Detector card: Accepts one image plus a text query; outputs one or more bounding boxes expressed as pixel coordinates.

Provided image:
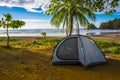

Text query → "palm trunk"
[68,25,72,36]
[67,28,71,36]
[65,14,68,36]
[6,26,10,47]
[67,8,72,36]
[76,16,79,35]
[66,26,72,36]
[66,20,69,36]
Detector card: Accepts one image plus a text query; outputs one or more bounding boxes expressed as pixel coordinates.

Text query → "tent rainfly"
[52,35,107,68]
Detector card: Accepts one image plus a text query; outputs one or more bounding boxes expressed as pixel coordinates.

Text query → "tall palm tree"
[46,0,96,36]
[0,13,25,47]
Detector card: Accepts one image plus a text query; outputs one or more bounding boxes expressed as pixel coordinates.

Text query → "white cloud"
[21,19,56,29]
[22,19,49,22]
[0,19,56,29]
[0,0,50,13]
[0,0,119,13]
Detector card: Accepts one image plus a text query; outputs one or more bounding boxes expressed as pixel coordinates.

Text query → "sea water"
[0,29,120,37]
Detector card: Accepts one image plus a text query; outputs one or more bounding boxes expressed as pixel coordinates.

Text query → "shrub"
[41,32,46,38]
[96,40,120,48]
[103,47,120,54]
[95,40,120,54]
[15,38,61,48]
[0,37,19,41]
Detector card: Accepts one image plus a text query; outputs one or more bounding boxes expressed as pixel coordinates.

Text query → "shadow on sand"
[54,58,120,80]
[0,46,120,80]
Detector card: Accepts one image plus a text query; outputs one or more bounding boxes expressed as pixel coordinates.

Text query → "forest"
[99,18,120,29]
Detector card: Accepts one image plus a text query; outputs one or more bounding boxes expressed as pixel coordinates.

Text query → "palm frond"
[77,12,89,27]
[51,8,66,28]
[84,8,96,21]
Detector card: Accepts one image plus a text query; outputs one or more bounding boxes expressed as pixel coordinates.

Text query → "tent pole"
[78,36,86,65]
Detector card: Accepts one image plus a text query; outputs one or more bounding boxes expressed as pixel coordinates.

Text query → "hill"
[99,18,120,29]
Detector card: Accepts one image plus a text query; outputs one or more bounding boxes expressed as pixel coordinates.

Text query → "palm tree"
[0,13,25,47]
[46,0,96,36]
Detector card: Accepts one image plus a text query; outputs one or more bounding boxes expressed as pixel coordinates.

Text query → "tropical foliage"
[0,13,25,47]
[46,0,96,36]
[82,0,119,15]
[87,23,97,30]
[99,18,120,29]
[41,32,47,38]
[0,37,19,41]
[46,0,119,36]
[0,37,120,80]
[96,40,120,54]
[1,37,119,54]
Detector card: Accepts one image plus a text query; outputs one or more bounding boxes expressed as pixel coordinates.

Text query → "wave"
[0,29,120,37]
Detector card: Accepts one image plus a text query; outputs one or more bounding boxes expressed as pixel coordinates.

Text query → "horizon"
[0,0,120,29]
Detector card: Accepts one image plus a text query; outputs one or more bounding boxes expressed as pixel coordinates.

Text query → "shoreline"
[0,33,120,43]
[0,32,120,37]
[0,29,120,37]
[0,33,120,80]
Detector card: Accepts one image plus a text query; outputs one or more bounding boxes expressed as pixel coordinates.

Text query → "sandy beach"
[0,0,120,79]
[0,34,120,80]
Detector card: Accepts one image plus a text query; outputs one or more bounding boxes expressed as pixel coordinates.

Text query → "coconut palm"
[46,0,96,36]
[0,13,25,47]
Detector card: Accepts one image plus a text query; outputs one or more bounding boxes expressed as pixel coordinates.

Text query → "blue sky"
[0,0,120,29]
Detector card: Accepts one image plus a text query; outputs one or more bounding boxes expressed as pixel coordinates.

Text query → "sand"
[0,34,120,80]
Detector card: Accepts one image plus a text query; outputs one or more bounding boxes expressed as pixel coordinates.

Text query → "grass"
[0,37,63,80]
[0,37,120,80]
[96,40,120,48]
[12,38,61,49]
[0,37,119,54]
[1,37,119,54]
[12,38,120,54]
[96,40,120,54]
[102,46,120,54]
[0,37,19,41]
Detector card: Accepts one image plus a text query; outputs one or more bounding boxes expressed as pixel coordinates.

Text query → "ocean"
[0,29,120,37]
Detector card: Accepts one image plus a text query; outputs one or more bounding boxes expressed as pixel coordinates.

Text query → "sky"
[0,0,120,29]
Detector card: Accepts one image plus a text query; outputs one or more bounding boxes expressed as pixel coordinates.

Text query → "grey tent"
[52,35,106,68]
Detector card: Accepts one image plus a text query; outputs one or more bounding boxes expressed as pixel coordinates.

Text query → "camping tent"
[52,35,106,68]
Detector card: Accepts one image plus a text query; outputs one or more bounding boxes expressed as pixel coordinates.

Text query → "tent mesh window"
[57,37,78,60]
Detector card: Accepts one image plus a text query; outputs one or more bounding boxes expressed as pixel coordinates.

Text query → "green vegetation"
[41,32,47,38]
[103,47,120,54]
[0,37,120,80]
[87,23,97,30]
[1,37,119,54]
[86,23,97,35]
[12,38,61,49]
[0,13,25,47]
[83,0,119,15]
[46,0,96,36]
[96,40,120,54]
[0,37,119,54]
[46,0,119,36]
[0,37,19,41]
[99,18,120,29]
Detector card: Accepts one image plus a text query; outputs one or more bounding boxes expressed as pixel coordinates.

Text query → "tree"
[99,18,120,29]
[46,0,119,36]
[113,19,120,29]
[99,22,110,29]
[0,13,25,47]
[46,0,96,36]
[86,23,97,35]
[83,0,119,15]
[41,32,47,38]
[87,23,97,30]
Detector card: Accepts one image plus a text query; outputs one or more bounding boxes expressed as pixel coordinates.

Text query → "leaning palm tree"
[46,0,96,36]
[0,13,25,47]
